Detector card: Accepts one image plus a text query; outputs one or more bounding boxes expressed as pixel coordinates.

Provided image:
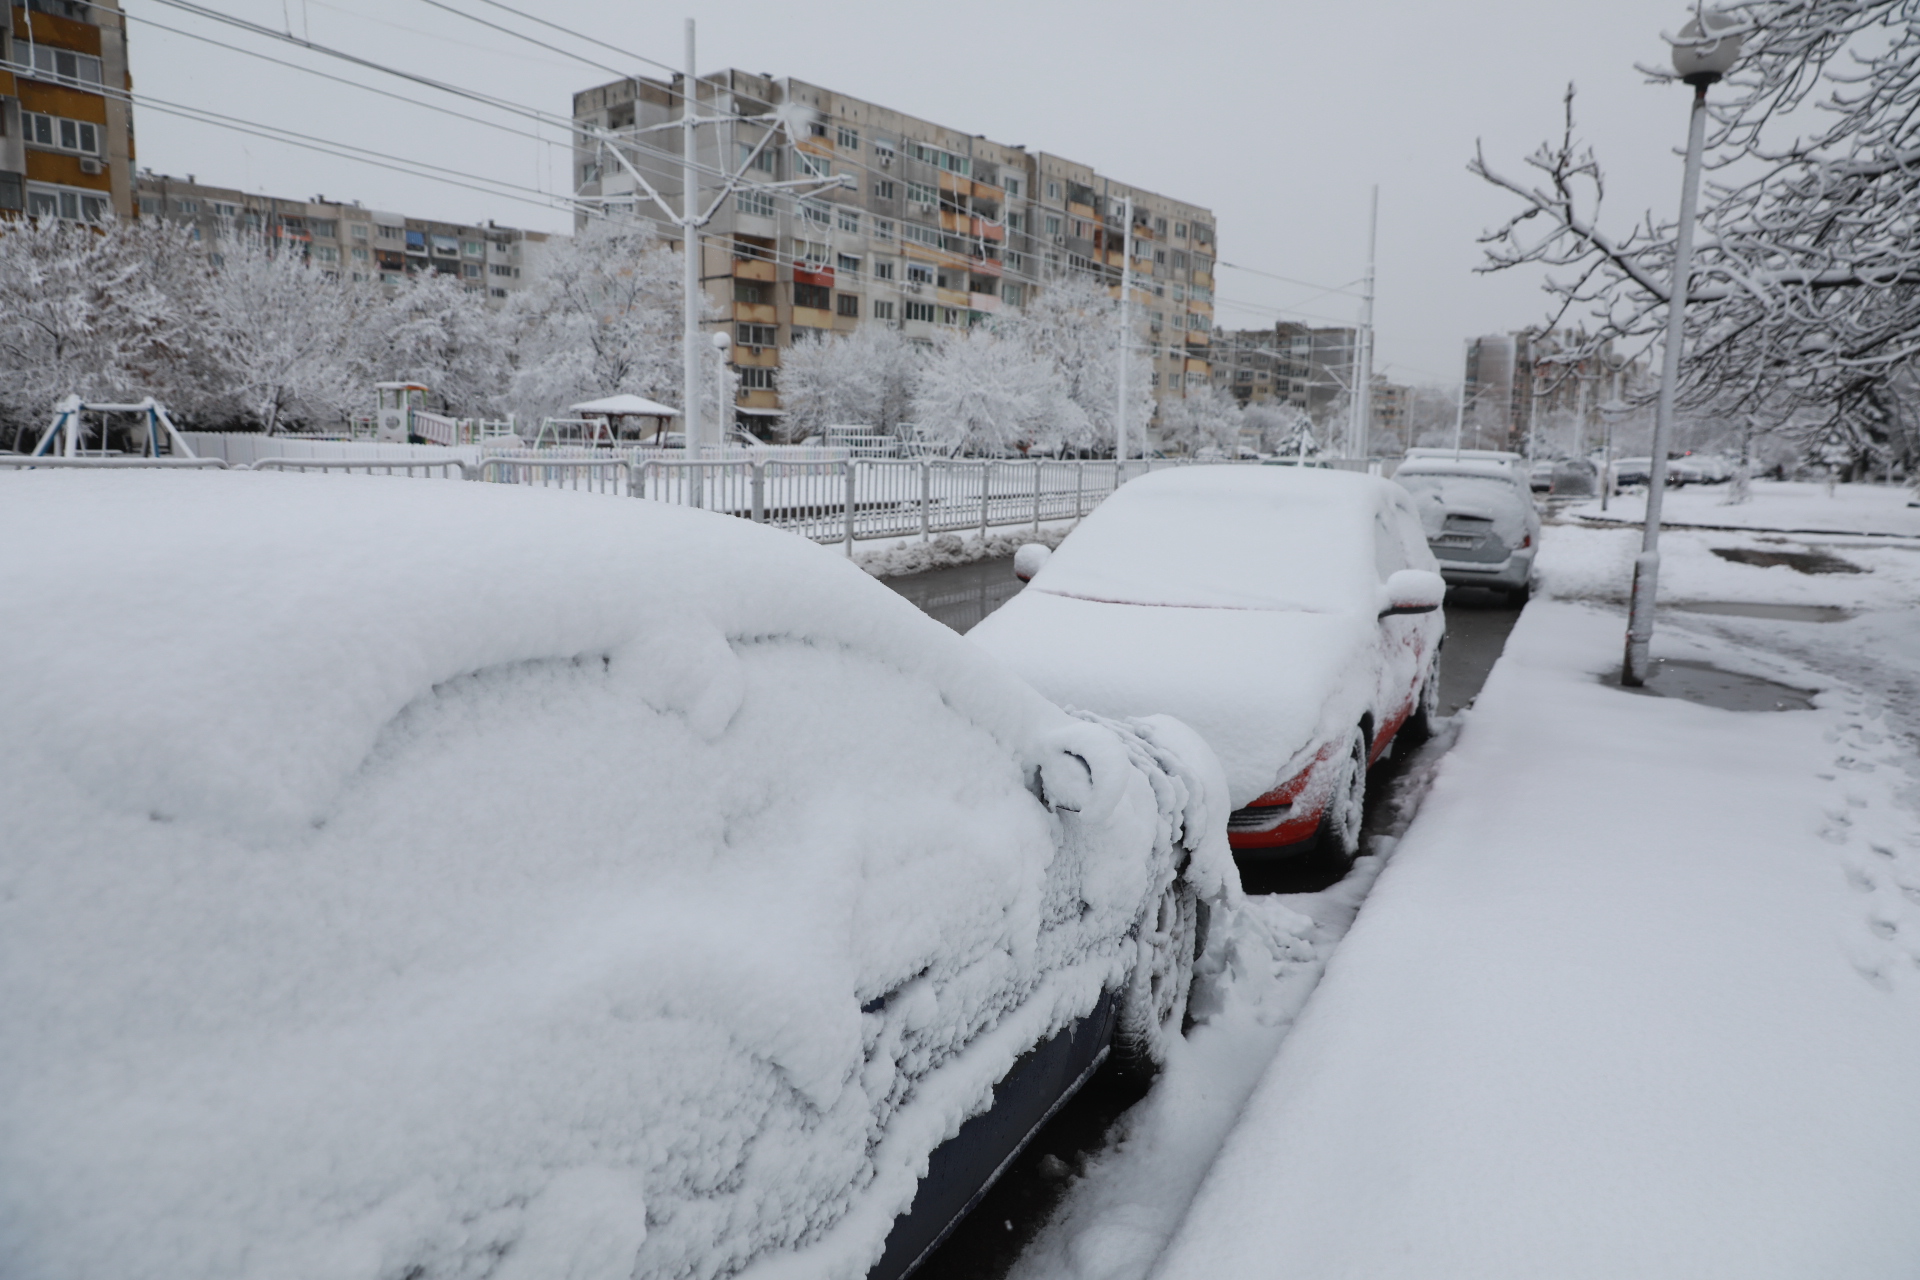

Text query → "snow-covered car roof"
[0,472,1231,1280]
[970,466,1438,808]
[1394,459,1526,484]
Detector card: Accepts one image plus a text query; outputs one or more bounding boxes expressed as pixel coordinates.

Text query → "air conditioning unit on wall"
[80,158,103,175]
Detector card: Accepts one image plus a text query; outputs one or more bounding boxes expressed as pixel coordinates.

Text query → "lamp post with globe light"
[1622,8,1743,686]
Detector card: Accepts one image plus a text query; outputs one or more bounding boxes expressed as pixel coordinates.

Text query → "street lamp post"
[711,329,732,446]
[1622,8,1742,687]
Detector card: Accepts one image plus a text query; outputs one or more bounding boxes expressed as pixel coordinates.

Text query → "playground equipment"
[32,396,198,458]
[374,383,429,442]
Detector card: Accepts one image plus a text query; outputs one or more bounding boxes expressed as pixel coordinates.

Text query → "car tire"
[1111,870,1201,1085]
[1505,582,1532,607]
[1314,729,1368,876]
[1402,656,1443,744]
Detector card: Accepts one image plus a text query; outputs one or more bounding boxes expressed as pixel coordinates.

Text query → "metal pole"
[1624,81,1710,687]
[979,461,990,540]
[1116,195,1133,463]
[751,459,765,522]
[1601,366,1620,513]
[1350,185,1377,461]
[920,459,931,541]
[1452,338,1469,457]
[1032,460,1042,532]
[843,459,856,554]
[681,19,703,475]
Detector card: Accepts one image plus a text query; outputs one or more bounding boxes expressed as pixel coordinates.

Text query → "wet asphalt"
[888,560,1526,1280]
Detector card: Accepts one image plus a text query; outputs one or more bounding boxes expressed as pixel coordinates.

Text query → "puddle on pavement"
[1601,659,1816,711]
[1711,546,1863,574]
[1665,601,1856,623]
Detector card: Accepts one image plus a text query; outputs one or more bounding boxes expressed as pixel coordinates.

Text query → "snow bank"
[1153,596,1920,1279]
[1570,479,1920,538]
[856,522,1075,580]
[0,471,1227,1280]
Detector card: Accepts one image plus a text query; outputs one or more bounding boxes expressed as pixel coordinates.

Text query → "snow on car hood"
[0,472,1236,1280]
[970,589,1375,810]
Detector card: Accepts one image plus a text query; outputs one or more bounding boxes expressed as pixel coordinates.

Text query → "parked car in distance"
[1530,460,1556,492]
[1394,458,1542,603]
[1611,456,1655,488]
[0,471,1233,1280]
[972,466,1445,870]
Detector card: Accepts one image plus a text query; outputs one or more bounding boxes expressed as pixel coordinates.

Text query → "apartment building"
[1214,323,1360,415]
[133,171,560,305]
[2,0,134,221]
[571,70,1217,426]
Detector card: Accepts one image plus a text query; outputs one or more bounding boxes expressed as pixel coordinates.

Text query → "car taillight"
[1249,739,1340,807]
[1521,534,1532,548]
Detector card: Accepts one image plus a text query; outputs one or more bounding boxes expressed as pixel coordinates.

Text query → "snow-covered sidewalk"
[1570,478,1920,538]
[1150,509,1920,1278]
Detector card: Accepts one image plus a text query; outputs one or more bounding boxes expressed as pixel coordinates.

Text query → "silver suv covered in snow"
[1394,459,1542,602]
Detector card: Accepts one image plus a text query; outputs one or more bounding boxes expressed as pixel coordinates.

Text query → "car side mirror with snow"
[1379,569,1446,618]
[1013,543,1051,582]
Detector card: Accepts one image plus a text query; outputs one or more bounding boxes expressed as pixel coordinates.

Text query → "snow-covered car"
[1529,459,1557,492]
[971,467,1445,869]
[1394,458,1542,602]
[0,472,1240,1280]
[1668,453,1733,485]
[1611,456,1656,488]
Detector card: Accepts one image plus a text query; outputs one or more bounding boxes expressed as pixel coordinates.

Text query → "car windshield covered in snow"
[1028,469,1381,614]
[1395,467,1532,541]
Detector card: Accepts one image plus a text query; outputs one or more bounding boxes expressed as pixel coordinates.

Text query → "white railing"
[8,451,1273,550]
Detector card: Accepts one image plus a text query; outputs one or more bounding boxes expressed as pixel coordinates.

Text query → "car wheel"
[1402,655,1443,744]
[1111,870,1201,1085]
[1315,729,1368,875]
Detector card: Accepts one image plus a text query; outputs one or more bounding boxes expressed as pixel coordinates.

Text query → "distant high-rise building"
[2,0,136,222]
[570,70,1218,429]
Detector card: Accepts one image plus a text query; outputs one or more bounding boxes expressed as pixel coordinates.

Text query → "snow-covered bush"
[1158,386,1246,455]
[911,324,1074,455]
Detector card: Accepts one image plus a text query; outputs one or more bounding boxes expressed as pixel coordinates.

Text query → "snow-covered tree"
[777,324,918,441]
[0,217,208,445]
[506,218,684,425]
[911,326,1064,455]
[199,232,364,433]
[1475,4,1920,475]
[1241,400,1316,455]
[1157,386,1245,455]
[365,272,509,419]
[998,274,1154,454]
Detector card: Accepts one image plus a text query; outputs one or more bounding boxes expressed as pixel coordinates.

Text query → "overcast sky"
[127,0,1710,386]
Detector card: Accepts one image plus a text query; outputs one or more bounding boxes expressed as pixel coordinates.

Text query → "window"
[175,198,199,214]
[799,199,830,225]
[1003,177,1021,198]
[1189,313,1209,332]
[1006,213,1023,232]
[734,280,769,304]
[490,287,508,298]
[432,234,460,256]
[1172,284,1186,301]
[1171,314,1186,330]
[941,306,961,325]
[907,141,940,165]
[138,197,159,215]
[581,162,601,184]
[405,230,427,252]
[378,224,402,240]
[741,366,777,390]
[737,323,777,347]
[904,301,936,323]
[1002,282,1025,306]
[906,263,934,285]
[836,293,860,317]
[1174,222,1188,238]
[739,142,777,174]
[212,202,238,219]
[792,325,828,344]
[1171,250,1188,271]
[351,223,369,240]
[872,179,895,200]
[26,113,100,155]
[809,121,828,138]
[872,260,894,281]
[353,247,370,262]
[462,239,483,256]
[1196,255,1214,276]
[1154,216,1168,235]
[305,219,335,238]
[1044,215,1062,237]
[795,239,830,267]
[1046,181,1060,201]
[872,299,894,320]
[1154,248,1166,266]
[313,246,339,263]
[836,124,859,149]
[795,150,830,177]
[872,218,894,241]
[490,262,513,276]
[794,282,831,310]
[902,223,942,249]
[27,46,103,85]
[873,140,896,163]
[25,183,105,222]
[905,180,937,206]
[382,273,403,284]
[736,189,774,217]
[837,208,860,234]
[463,262,481,278]
[836,254,860,275]
[1193,223,1213,246]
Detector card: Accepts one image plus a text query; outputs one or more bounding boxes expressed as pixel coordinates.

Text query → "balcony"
[977,220,1005,242]
[793,266,834,288]
[936,287,970,309]
[968,292,1000,314]
[940,209,965,234]
[792,305,834,329]
[733,256,776,282]
[733,301,776,324]
[967,256,1002,278]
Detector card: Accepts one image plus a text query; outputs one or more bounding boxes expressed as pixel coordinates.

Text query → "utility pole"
[1452,337,1469,458]
[680,19,702,459]
[1348,185,1377,460]
[1116,194,1133,467]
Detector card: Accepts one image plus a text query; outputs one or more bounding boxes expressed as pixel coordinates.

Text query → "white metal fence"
[3,449,1283,550]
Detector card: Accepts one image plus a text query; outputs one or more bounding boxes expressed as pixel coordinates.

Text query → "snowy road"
[884,562,1525,1280]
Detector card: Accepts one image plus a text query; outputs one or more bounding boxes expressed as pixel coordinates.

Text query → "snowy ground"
[854,519,1077,579]
[1147,487,1920,1278]
[1571,478,1920,538]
